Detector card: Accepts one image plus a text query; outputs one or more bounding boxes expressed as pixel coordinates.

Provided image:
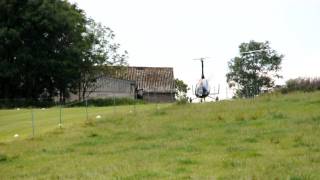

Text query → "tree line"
[1,1,299,102]
[0,0,127,102]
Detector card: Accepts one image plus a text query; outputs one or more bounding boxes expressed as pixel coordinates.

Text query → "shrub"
[281,77,320,93]
[175,97,188,105]
[0,154,8,162]
[0,99,57,109]
[66,98,145,107]
[0,97,145,109]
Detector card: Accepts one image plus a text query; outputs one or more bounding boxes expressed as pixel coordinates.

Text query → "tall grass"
[0,91,320,179]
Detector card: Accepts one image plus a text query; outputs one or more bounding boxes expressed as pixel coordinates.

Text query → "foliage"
[77,19,128,101]
[0,0,87,100]
[0,97,144,109]
[175,97,188,105]
[0,98,57,109]
[175,78,189,102]
[66,98,144,107]
[281,77,320,93]
[226,40,283,98]
[0,0,127,102]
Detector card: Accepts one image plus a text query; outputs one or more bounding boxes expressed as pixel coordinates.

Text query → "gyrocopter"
[193,57,220,102]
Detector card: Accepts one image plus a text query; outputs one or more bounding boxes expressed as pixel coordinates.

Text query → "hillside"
[0,92,320,179]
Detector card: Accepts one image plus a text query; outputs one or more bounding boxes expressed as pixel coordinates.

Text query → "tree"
[77,19,128,101]
[0,0,127,102]
[0,0,88,100]
[226,41,283,98]
[175,78,189,101]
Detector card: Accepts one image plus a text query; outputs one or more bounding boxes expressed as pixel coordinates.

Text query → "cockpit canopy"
[195,79,210,98]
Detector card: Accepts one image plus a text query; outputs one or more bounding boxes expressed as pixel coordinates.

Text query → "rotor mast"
[201,59,205,79]
[193,57,209,79]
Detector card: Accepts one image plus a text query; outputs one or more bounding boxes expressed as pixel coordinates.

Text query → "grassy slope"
[0,92,320,179]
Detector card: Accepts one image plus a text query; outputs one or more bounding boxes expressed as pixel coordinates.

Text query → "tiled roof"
[112,66,175,93]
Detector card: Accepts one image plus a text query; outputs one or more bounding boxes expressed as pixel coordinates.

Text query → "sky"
[69,0,320,99]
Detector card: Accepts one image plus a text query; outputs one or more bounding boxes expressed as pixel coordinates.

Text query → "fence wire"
[0,94,171,142]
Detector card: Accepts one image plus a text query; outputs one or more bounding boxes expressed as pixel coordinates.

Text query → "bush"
[66,98,145,107]
[175,98,188,105]
[0,99,57,109]
[0,153,8,162]
[0,97,145,109]
[281,77,320,93]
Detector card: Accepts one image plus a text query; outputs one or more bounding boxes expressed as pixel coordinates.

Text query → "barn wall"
[88,77,135,99]
[68,77,136,101]
[89,92,134,99]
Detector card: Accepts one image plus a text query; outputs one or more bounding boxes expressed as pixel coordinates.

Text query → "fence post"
[113,93,116,114]
[85,98,88,121]
[31,107,35,137]
[155,88,159,113]
[59,103,62,128]
[133,91,136,114]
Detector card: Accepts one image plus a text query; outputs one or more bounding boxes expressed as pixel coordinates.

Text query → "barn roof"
[112,66,175,93]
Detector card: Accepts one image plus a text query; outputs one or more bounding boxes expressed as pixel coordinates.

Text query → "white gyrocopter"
[191,50,267,102]
[192,57,220,102]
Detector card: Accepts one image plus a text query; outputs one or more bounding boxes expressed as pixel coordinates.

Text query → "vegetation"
[281,77,320,94]
[0,97,144,109]
[0,91,320,179]
[227,41,283,98]
[175,78,189,103]
[77,19,128,101]
[0,0,127,102]
[66,98,145,107]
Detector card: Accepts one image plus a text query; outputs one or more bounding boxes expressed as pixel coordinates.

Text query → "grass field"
[0,92,320,179]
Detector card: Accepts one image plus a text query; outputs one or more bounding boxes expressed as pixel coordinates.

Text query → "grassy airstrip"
[0,92,320,179]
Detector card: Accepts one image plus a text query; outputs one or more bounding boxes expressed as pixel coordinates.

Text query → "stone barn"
[88,77,136,99]
[121,66,175,102]
[82,66,175,103]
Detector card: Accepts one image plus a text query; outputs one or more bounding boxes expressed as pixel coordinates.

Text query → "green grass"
[1,92,320,179]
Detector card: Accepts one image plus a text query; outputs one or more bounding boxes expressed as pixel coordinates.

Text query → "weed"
[270,136,280,144]
[216,115,224,121]
[226,146,246,153]
[176,145,200,153]
[50,128,65,135]
[235,114,246,121]
[243,137,258,143]
[84,118,96,126]
[88,132,99,138]
[244,151,262,158]
[270,111,286,119]
[177,157,197,165]
[134,143,161,150]
[311,116,320,123]
[175,167,188,174]
[249,112,260,120]
[293,136,302,148]
[309,155,320,163]
[222,159,242,168]
[0,153,8,162]
[128,171,161,178]
[289,174,312,180]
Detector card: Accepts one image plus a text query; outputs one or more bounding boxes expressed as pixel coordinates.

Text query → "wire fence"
[0,95,169,142]
[0,87,266,142]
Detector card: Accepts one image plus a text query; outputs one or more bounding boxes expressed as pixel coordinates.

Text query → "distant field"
[0,92,320,179]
